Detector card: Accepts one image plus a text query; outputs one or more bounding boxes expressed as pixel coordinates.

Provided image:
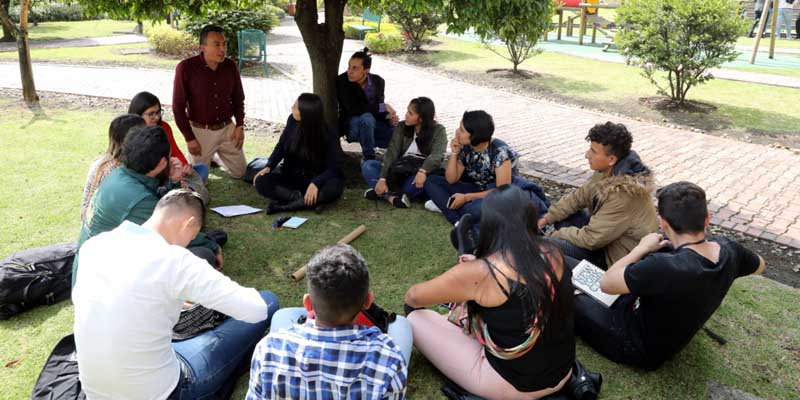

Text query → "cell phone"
[447,196,456,209]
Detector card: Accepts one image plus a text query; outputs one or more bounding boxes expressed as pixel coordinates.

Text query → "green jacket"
[379,122,447,178]
[73,167,218,283]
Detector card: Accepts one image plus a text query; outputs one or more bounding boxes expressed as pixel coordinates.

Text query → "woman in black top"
[404,185,576,399]
[253,93,343,214]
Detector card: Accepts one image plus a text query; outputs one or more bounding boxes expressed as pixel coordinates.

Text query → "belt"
[190,119,231,131]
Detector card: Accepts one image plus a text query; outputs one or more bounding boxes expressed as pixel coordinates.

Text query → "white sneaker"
[425,200,442,213]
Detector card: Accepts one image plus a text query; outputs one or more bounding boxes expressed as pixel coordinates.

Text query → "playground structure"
[750,0,788,63]
[548,0,620,51]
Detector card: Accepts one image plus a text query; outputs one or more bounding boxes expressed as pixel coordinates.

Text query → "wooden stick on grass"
[290,224,367,281]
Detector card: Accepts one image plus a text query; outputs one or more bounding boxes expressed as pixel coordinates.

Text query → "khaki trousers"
[190,122,246,179]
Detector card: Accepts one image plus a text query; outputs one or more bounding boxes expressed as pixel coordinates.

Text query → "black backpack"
[0,242,77,320]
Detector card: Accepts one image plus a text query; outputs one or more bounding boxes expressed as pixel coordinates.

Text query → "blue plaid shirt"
[246,320,407,400]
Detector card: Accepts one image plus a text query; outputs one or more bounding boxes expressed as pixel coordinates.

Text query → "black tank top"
[470,257,575,392]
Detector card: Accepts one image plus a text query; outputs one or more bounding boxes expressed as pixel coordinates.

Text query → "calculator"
[572,260,620,307]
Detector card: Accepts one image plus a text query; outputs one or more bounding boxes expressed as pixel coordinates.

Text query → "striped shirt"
[246,321,407,400]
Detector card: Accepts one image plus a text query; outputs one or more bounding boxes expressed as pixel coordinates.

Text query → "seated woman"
[362,97,446,208]
[405,186,575,400]
[253,93,343,214]
[424,110,548,223]
[128,91,209,205]
[80,114,145,225]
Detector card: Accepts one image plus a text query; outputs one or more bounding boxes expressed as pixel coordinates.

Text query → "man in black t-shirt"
[572,181,765,370]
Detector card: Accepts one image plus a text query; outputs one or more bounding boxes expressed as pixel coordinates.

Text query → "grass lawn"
[737,35,800,50]
[405,36,800,136]
[0,42,178,69]
[1,99,799,399]
[25,19,138,41]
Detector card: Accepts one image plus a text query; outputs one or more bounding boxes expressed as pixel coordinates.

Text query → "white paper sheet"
[210,205,263,218]
[282,217,307,229]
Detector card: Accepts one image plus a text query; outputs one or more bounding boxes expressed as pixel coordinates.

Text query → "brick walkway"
[2,20,799,248]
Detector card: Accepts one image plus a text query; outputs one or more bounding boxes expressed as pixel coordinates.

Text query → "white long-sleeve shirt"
[72,221,269,400]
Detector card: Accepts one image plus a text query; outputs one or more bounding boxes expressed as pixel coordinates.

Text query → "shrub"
[146,24,197,58]
[185,9,279,58]
[616,0,747,104]
[343,23,363,40]
[10,3,92,23]
[384,3,442,51]
[265,4,286,20]
[364,32,404,54]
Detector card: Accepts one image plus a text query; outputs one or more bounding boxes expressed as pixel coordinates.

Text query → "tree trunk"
[135,20,143,34]
[10,0,37,103]
[1,0,13,42]
[295,0,347,132]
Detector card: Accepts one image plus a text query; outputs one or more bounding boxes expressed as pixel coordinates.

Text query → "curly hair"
[585,121,632,160]
[306,244,370,323]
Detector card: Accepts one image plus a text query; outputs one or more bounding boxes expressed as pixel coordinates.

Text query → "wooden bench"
[348,8,382,40]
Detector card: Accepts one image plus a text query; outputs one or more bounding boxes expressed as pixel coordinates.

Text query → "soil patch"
[639,96,718,114]
[4,88,799,289]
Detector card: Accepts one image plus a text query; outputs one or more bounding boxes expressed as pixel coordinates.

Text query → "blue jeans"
[346,113,395,158]
[270,307,414,366]
[778,8,794,38]
[169,290,280,399]
[424,175,484,225]
[361,159,425,199]
[192,163,209,182]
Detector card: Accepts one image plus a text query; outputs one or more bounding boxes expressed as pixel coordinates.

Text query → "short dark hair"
[155,189,206,223]
[128,91,161,117]
[350,47,372,69]
[121,125,170,174]
[107,114,145,160]
[462,110,495,146]
[585,121,632,160]
[306,244,370,324]
[657,181,708,234]
[200,25,224,45]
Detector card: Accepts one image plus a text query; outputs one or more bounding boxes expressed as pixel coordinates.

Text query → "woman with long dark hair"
[361,97,447,208]
[253,93,343,213]
[405,185,579,400]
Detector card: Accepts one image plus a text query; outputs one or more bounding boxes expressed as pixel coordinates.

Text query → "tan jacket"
[544,168,658,266]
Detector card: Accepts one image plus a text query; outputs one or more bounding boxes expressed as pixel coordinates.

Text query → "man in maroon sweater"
[173,25,247,179]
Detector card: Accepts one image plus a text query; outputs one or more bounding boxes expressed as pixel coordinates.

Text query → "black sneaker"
[205,229,228,247]
[450,214,477,256]
[391,194,410,209]
[364,188,380,201]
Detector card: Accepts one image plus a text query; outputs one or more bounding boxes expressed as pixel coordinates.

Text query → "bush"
[10,3,93,23]
[146,24,197,58]
[343,23,364,40]
[265,4,286,20]
[616,0,746,104]
[185,9,279,58]
[364,32,404,54]
[384,3,442,51]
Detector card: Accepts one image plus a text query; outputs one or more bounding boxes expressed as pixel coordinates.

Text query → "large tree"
[0,0,37,102]
[1,0,13,42]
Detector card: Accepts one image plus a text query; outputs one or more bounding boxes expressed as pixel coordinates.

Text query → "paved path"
[0,34,147,53]
[2,20,799,248]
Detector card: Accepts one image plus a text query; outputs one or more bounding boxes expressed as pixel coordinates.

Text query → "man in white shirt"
[778,0,796,39]
[73,189,280,399]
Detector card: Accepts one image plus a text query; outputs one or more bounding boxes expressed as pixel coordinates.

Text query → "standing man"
[173,25,247,179]
[337,48,399,161]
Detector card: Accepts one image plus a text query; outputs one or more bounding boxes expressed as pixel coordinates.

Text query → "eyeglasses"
[144,109,163,119]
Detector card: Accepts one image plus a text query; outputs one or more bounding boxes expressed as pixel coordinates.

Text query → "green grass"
[737,35,800,50]
[25,19,138,41]
[408,36,800,135]
[1,100,799,399]
[0,42,179,69]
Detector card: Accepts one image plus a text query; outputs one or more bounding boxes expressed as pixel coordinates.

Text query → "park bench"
[349,9,382,40]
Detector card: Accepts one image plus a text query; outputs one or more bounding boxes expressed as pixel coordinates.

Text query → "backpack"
[0,242,77,320]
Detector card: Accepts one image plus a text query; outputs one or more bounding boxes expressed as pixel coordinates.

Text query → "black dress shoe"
[450,214,477,255]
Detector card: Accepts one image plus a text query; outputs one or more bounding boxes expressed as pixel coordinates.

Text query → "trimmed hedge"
[365,32,404,54]
[146,24,197,58]
[10,3,96,23]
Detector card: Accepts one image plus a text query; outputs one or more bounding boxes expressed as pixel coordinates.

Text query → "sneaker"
[364,188,380,201]
[392,194,411,209]
[425,200,442,213]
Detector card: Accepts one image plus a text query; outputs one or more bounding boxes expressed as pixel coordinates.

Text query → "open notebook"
[572,259,620,307]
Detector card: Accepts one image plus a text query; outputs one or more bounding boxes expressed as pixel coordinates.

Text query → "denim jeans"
[270,307,414,366]
[361,159,425,199]
[192,163,209,182]
[346,113,395,158]
[549,209,608,269]
[168,290,280,399]
[778,8,794,38]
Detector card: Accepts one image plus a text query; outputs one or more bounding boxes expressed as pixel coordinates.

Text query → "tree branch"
[0,0,19,38]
